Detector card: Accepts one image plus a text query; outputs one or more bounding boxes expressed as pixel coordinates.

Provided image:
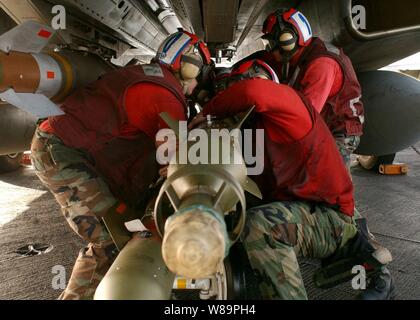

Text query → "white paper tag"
[142,64,164,77]
[124,219,149,233]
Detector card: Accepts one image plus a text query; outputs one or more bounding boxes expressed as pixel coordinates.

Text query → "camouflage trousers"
[30,128,118,300]
[242,201,359,300]
[334,134,364,221]
[334,134,361,170]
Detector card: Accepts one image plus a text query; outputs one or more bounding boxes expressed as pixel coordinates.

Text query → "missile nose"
[162,207,226,279]
[177,239,205,267]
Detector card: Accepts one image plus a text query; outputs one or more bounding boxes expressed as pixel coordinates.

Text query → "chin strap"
[280,56,291,84]
[279,44,306,84]
[281,61,289,84]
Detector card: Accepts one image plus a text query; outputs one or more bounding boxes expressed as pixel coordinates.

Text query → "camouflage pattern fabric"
[333,134,364,221]
[334,134,361,169]
[30,128,118,300]
[241,201,359,300]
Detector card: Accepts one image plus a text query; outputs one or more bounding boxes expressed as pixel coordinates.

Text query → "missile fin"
[234,105,256,129]
[0,88,64,119]
[101,212,132,252]
[159,112,180,136]
[0,21,55,54]
[243,177,263,199]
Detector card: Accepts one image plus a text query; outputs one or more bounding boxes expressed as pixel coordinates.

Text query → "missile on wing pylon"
[0,50,114,103]
[94,220,176,300]
[154,110,262,279]
[0,21,114,119]
[94,111,262,300]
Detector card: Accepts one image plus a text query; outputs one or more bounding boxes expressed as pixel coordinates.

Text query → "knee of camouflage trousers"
[241,201,358,300]
[58,243,116,300]
[31,129,118,300]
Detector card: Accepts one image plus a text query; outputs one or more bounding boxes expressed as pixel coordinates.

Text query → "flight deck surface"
[0,144,419,300]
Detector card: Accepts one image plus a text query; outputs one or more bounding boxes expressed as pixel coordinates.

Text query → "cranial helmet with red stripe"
[156,30,212,82]
[230,59,280,84]
[212,59,279,93]
[262,8,313,54]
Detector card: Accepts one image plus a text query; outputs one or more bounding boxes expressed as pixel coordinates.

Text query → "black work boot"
[357,266,395,300]
[314,218,393,296]
[354,219,395,300]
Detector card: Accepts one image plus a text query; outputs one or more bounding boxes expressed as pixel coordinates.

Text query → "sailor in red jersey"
[30,31,212,300]
[240,8,364,169]
[190,59,393,300]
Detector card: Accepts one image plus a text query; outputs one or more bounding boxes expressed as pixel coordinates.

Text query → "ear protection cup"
[278,30,298,52]
[276,15,299,55]
[180,62,201,80]
[155,30,212,80]
[180,52,204,80]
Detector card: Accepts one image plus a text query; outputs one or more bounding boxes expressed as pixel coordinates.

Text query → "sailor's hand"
[188,112,206,129]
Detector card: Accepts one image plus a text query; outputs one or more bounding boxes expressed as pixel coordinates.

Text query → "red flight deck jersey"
[40,82,186,139]
[42,64,187,205]
[259,38,364,136]
[203,78,355,216]
[259,49,343,114]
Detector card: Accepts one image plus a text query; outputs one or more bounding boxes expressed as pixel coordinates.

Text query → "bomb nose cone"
[177,239,205,267]
[162,208,226,279]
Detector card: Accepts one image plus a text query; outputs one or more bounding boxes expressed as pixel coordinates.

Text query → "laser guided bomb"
[0,21,114,119]
[155,110,262,279]
[94,110,262,300]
